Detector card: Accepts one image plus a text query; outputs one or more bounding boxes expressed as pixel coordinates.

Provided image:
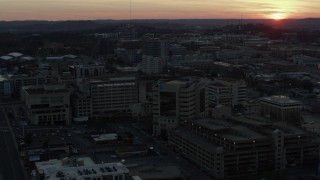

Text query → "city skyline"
[0,0,320,21]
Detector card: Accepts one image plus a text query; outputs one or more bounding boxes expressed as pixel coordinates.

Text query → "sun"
[272,13,284,20]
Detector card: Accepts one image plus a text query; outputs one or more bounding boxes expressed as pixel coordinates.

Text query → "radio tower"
[129,0,133,40]
[130,0,132,27]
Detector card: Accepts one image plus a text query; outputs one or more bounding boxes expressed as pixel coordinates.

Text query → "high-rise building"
[152,77,208,136]
[90,77,138,118]
[140,56,166,74]
[169,44,187,61]
[21,84,71,125]
[260,95,301,125]
[115,48,142,65]
[208,78,247,107]
[144,39,168,59]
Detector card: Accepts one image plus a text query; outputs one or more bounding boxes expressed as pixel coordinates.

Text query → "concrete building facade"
[21,84,71,125]
[71,91,92,122]
[11,75,57,95]
[208,78,247,107]
[152,77,208,136]
[144,39,168,59]
[260,96,301,125]
[140,56,166,74]
[169,118,320,179]
[90,77,138,117]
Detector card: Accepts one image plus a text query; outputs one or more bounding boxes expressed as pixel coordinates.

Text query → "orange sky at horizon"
[0,0,319,21]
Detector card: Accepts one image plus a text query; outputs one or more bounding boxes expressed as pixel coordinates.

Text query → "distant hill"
[0,20,105,32]
[0,19,320,32]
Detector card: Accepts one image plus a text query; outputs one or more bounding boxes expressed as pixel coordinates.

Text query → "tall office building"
[169,44,187,61]
[208,78,247,107]
[140,56,166,74]
[90,77,138,118]
[144,38,168,59]
[260,95,301,125]
[21,84,71,125]
[152,77,208,136]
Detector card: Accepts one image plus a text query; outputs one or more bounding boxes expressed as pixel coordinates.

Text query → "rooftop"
[166,80,188,85]
[91,133,118,142]
[210,82,228,87]
[23,85,69,95]
[8,52,23,57]
[0,75,9,81]
[36,158,129,180]
[0,55,13,60]
[173,128,221,152]
[192,118,265,141]
[261,96,301,105]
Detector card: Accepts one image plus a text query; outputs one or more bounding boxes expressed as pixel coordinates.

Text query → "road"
[129,124,212,180]
[71,123,212,180]
[0,108,25,180]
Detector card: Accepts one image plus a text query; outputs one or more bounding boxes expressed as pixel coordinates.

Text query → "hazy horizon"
[1,17,320,22]
[1,0,320,21]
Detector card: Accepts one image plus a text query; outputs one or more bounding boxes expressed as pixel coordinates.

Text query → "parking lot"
[2,104,212,180]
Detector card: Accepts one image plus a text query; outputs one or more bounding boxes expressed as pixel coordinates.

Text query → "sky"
[0,0,319,21]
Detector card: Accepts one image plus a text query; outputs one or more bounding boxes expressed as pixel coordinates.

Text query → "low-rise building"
[0,75,12,96]
[292,55,320,66]
[71,91,91,122]
[35,157,130,180]
[264,61,297,72]
[260,96,301,125]
[91,133,118,144]
[169,117,320,179]
[11,74,58,96]
[21,84,71,125]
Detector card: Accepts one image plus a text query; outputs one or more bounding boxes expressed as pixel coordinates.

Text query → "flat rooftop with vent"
[260,95,301,125]
[35,157,130,180]
[260,95,301,106]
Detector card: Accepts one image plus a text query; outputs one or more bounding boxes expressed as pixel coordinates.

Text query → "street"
[0,108,25,180]
[130,124,212,180]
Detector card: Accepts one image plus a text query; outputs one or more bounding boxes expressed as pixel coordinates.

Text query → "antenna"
[130,0,132,27]
[129,0,133,40]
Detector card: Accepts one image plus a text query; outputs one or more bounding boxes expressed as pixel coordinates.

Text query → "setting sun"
[272,13,285,20]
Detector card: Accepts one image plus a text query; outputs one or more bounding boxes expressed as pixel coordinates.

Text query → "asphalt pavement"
[0,108,25,180]
[0,131,25,180]
[129,124,212,180]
